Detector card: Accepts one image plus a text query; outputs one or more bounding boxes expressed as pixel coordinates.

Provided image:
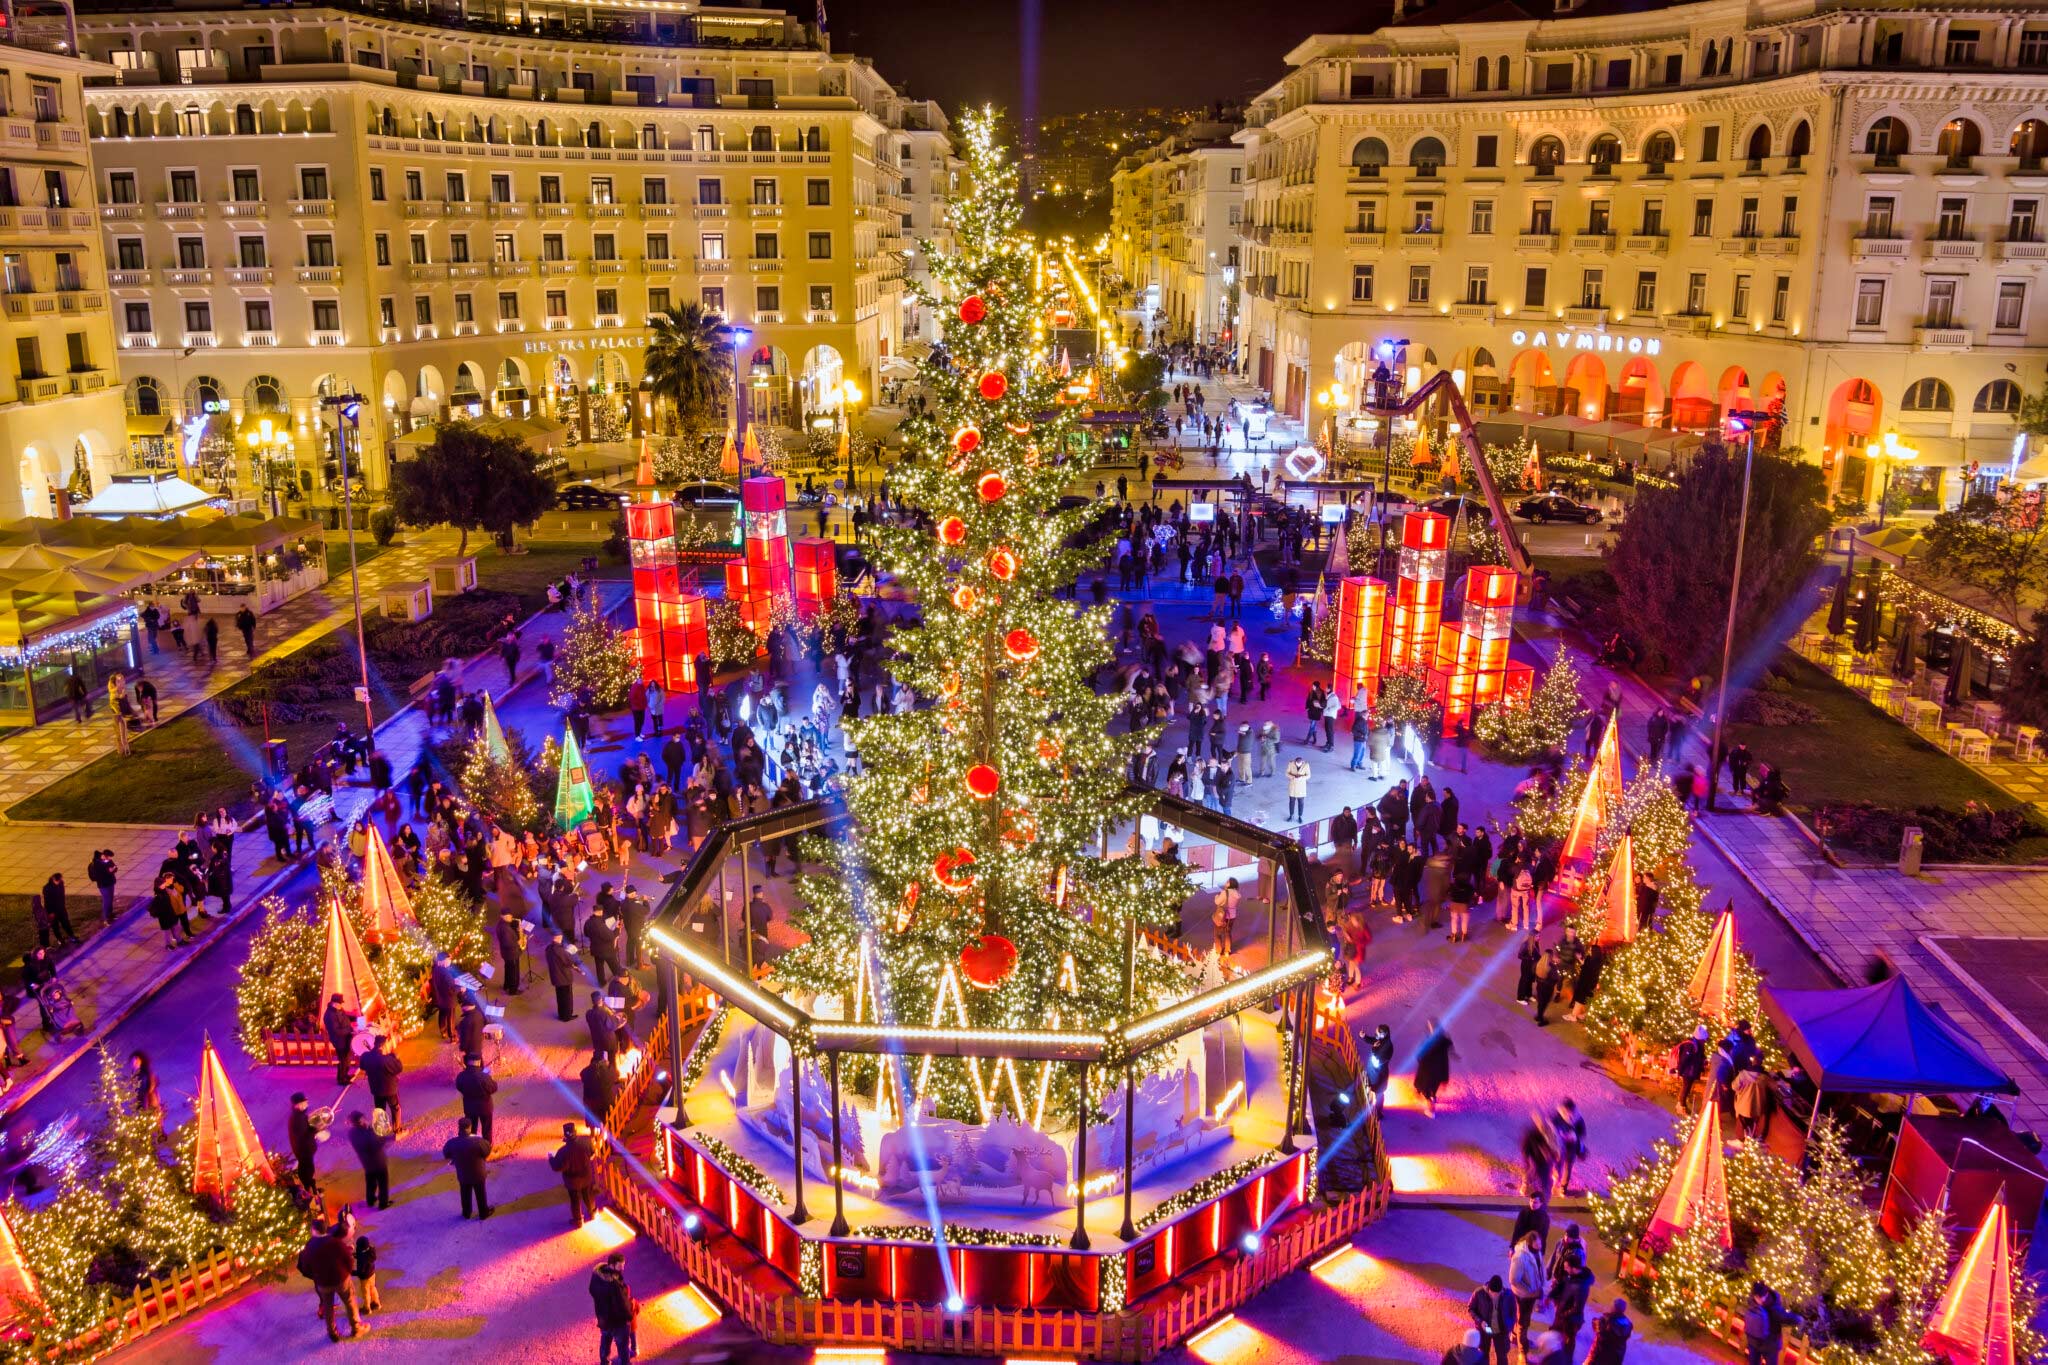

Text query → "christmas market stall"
[137,513,328,615]
[0,583,140,724]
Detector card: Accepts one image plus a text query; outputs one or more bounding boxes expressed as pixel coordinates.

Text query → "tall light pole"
[321,393,375,738]
[1870,431,1919,529]
[723,323,753,447]
[1706,409,1771,812]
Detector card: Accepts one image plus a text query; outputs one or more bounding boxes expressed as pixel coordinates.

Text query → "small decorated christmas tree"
[1474,653,1587,760]
[547,590,637,712]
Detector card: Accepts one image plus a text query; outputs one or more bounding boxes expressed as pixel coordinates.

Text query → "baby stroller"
[37,982,83,1039]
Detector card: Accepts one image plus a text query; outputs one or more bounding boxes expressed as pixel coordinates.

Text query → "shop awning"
[76,473,224,519]
[125,414,174,439]
[1761,977,2017,1097]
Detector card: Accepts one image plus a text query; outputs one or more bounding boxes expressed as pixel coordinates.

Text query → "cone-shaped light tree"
[1924,1193,2016,1365]
[775,111,1192,1123]
[320,899,384,1025]
[359,825,414,945]
[191,1035,273,1201]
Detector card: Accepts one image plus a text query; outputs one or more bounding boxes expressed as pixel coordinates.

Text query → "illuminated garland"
[1474,653,1586,760]
[845,1222,1064,1249]
[0,605,139,666]
[693,1133,788,1207]
[1874,572,2023,652]
[1134,1152,1288,1232]
[1100,1251,1127,1313]
[675,1004,730,1105]
[798,1239,823,1298]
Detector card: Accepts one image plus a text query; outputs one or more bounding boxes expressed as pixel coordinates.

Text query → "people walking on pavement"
[1466,1274,1513,1365]
[1414,1019,1456,1116]
[589,1250,639,1365]
[1508,1232,1545,1357]
[1589,1298,1634,1365]
[456,1055,498,1146]
[1285,755,1310,824]
[1552,1099,1587,1194]
[352,1228,381,1318]
[235,603,258,657]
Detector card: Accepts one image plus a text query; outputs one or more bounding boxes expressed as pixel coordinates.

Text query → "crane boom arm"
[1369,372,1532,581]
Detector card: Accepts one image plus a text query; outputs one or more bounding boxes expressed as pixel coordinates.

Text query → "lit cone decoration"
[480,691,511,765]
[1562,713,1625,869]
[836,425,849,469]
[1597,833,1637,948]
[742,425,761,471]
[634,440,657,494]
[1413,425,1432,468]
[554,725,596,831]
[1440,433,1462,486]
[718,428,739,478]
[320,898,385,1026]
[358,825,415,945]
[191,1034,274,1201]
[1644,1104,1730,1251]
[0,1205,35,1319]
[1687,906,1739,1024]
[1924,1192,2017,1365]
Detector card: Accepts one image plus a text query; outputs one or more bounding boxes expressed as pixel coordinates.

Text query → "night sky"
[820,0,1383,118]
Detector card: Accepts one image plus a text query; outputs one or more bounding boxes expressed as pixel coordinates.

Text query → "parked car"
[556,482,622,511]
[1422,494,1493,523]
[1516,491,1603,524]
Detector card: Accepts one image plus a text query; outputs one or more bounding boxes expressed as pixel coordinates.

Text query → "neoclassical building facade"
[1116,0,2048,507]
[73,0,954,497]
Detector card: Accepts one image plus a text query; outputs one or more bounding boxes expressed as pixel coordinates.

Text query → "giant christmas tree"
[776,112,1193,1123]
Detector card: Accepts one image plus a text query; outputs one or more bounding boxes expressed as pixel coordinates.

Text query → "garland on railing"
[1135,1152,1287,1232]
[676,1004,729,1107]
[1100,1250,1128,1313]
[1873,571,2024,651]
[693,1133,789,1207]
[845,1222,1066,1249]
[798,1239,823,1297]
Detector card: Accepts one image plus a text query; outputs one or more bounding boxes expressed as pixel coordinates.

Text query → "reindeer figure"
[1013,1147,1060,1207]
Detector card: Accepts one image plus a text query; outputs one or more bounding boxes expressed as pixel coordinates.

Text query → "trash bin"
[1899,825,1924,876]
[264,737,289,780]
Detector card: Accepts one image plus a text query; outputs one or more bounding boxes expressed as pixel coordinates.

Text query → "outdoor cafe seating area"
[1795,620,2040,768]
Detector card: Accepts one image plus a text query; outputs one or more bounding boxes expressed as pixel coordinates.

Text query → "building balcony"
[1995,238,2048,261]
[1451,301,1494,322]
[181,331,219,348]
[243,330,278,346]
[15,376,61,404]
[1756,237,1798,256]
[1400,230,1442,252]
[694,256,730,273]
[120,332,155,349]
[805,308,837,323]
[1717,236,1759,256]
[156,201,206,220]
[1564,305,1608,325]
[379,326,401,343]
[63,369,106,395]
[538,260,576,275]
[585,202,626,219]
[749,257,785,272]
[748,201,783,218]
[640,203,676,217]
[0,294,48,319]
[455,321,482,336]
[1344,230,1386,249]
[1623,233,1668,255]
[694,202,728,218]
[543,315,573,331]
[108,269,152,287]
[1272,229,1310,249]
[1660,313,1712,335]
[450,263,489,278]
[164,268,212,286]
[1851,234,1910,261]
[535,202,574,218]
[591,259,627,274]
[1915,325,1972,351]
[1925,236,1984,261]
[295,266,343,284]
[490,260,533,277]
[57,291,104,313]
[445,200,483,219]
[1517,232,1558,252]
[99,203,143,222]
[409,263,449,281]
[486,200,528,219]
[1571,232,1616,253]
[290,200,336,219]
[403,200,446,219]
[594,313,623,328]
[226,267,272,285]
[220,201,267,220]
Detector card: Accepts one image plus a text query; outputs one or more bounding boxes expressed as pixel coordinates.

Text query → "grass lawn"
[10,545,625,825]
[0,895,44,975]
[1726,652,2048,861]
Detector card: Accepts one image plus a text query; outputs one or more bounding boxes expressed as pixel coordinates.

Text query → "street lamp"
[1706,408,1772,812]
[721,323,753,439]
[1868,431,1919,528]
[320,393,375,739]
[244,418,293,517]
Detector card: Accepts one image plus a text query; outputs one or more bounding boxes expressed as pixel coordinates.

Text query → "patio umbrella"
[1826,572,1850,636]
[5,564,137,599]
[1853,577,1881,654]
[1892,612,1923,680]
[0,543,85,572]
[1946,636,1977,709]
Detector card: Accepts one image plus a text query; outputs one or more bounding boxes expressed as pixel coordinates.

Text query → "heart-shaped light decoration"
[1284,445,1327,480]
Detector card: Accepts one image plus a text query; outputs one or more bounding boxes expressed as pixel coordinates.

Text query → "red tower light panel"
[626,497,710,692]
[1332,575,1388,704]
[742,475,792,599]
[792,536,836,618]
[1428,564,1532,723]
[1388,511,1449,671]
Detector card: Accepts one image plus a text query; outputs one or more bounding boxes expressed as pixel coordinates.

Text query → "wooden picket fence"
[51,1241,290,1361]
[1616,1246,1818,1364]
[259,1027,341,1066]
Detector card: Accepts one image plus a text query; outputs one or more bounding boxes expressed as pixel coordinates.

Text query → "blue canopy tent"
[1761,977,2018,1145]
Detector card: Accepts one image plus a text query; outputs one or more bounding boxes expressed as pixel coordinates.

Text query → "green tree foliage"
[1918,489,2048,632]
[643,303,730,429]
[1606,442,1828,676]
[387,420,557,555]
[1111,351,1167,414]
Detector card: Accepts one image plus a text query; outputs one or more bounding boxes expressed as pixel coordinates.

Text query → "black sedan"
[1422,494,1492,523]
[556,482,623,511]
[1516,491,1603,524]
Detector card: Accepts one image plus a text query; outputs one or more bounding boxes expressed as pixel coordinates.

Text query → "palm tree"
[643,303,729,434]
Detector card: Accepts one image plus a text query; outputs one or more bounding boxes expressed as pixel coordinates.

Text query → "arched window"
[1473,58,1489,92]
[750,125,773,151]
[127,375,163,417]
[1701,42,1719,77]
[110,107,130,137]
[1864,116,1909,162]
[1901,377,1953,412]
[184,375,225,413]
[1529,135,1565,174]
[2013,119,2048,166]
[1786,119,1812,165]
[1588,133,1621,171]
[536,117,552,145]
[245,374,287,413]
[1975,379,2022,414]
[585,120,602,147]
[1938,117,1982,167]
[178,105,204,137]
[696,124,715,151]
[805,126,824,151]
[1643,131,1677,170]
[641,123,658,149]
[1495,55,1509,88]
[1410,136,1446,173]
[234,103,255,135]
[1349,136,1389,175]
[1744,125,1772,166]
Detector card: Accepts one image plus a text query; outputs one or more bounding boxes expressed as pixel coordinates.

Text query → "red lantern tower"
[792,536,836,619]
[1428,564,1533,724]
[627,492,709,692]
[741,475,792,599]
[1387,511,1449,671]
[1332,575,1388,704]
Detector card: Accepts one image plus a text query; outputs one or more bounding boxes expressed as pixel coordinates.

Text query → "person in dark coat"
[549,1121,597,1225]
[456,1055,498,1146]
[1674,1024,1709,1113]
[360,1033,404,1133]
[430,953,460,1039]
[441,1116,493,1219]
[546,931,579,1022]
[1567,944,1608,1023]
[40,874,78,946]
[456,998,486,1060]
[346,1110,393,1210]
[495,913,524,995]
[1414,1019,1456,1116]
[621,889,651,970]
[1549,1245,1596,1359]
[297,1223,360,1342]
[1588,1299,1633,1365]
[322,994,357,1085]
[1514,933,1542,1005]
[589,1251,637,1365]
[1742,1282,1794,1365]
[585,991,620,1061]
[1467,1274,1514,1365]
[1532,949,1561,1025]
[584,911,623,984]
[287,1091,318,1188]
[1510,1194,1551,1254]
[87,850,118,926]
[581,1055,619,1126]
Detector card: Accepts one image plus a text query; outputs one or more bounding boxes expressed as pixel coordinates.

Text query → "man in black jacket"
[495,913,524,995]
[297,1222,360,1342]
[585,991,620,1062]
[1467,1274,1513,1365]
[588,1251,636,1365]
[547,931,580,1022]
[430,953,460,1040]
[456,1056,499,1146]
[549,1121,597,1225]
[456,998,486,1060]
[286,1091,318,1189]
[441,1117,493,1219]
[1510,1194,1551,1255]
[346,1110,393,1209]
[581,1055,619,1127]
[40,873,77,947]
[359,1033,404,1133]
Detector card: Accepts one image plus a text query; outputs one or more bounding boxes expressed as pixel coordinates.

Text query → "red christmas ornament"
[1004,628,1039,662]
[937,516,967,546]
[959,934,1018,991]
[965,763,1001,800]
[976,471,1007,502]
[934,849,977,892]
[1036,735,1063,763]
[952,425,981,456]
[958,294,987,325]
[940,672,962,697]
[987,547,1018,581]
[978,371,1008,402]
[951,584,979,612]
[1004,419,1033,437]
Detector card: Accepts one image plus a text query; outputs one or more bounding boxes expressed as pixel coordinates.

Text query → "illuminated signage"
[1508,327,1662,356]
[522,334,648,354]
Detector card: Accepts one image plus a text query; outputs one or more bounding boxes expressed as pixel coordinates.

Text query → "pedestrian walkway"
[0,530,465,813]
